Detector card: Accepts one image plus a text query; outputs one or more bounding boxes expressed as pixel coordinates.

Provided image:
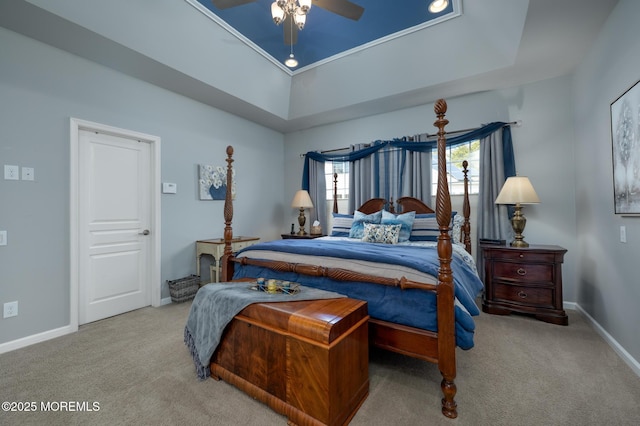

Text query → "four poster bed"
[216,99,483,419]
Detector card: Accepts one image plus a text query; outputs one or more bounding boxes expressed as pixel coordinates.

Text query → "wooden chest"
[211,298,370,426]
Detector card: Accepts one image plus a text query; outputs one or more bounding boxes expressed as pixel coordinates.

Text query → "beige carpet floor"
[1,301,639,426]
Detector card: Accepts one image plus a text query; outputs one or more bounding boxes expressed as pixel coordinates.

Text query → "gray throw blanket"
[184,282,346,379]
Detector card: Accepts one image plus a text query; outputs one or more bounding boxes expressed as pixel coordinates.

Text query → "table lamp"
[495,176,540,247]
[291,190,314,236]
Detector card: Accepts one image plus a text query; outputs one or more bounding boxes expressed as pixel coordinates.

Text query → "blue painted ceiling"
[193,0,456,70]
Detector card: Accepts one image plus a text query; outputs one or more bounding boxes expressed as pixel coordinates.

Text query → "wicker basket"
[167,274,200,303]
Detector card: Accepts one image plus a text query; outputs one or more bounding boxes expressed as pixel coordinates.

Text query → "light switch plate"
[0,230,6,246]
[4,165,19,180]
[162,182,177,194]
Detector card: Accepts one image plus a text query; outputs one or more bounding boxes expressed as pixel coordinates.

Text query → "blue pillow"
[381,210,415,242]
[330,213,353,237]
[349,210,382,239]
[409,211,456,242]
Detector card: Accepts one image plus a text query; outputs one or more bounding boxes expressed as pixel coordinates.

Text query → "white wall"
[284,77,578,297]
[0,27,285,345]
[572,0,640,363]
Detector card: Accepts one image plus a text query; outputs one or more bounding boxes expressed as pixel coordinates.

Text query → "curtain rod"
[300,120,521,157]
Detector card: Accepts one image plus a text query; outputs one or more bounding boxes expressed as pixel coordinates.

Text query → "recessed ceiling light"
[428,0,449,14]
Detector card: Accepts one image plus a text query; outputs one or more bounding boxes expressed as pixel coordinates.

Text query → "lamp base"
[510,239,529,248]
[510,205,529,248]
[297,208,307,236]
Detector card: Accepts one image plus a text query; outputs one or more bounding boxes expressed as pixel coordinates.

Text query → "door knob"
[139,229,150,236]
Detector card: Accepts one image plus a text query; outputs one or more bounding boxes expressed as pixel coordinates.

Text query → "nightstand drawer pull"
[516,268,527,276]
[517,291,528,299]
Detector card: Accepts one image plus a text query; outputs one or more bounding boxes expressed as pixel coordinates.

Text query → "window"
[325,161,349,200]
[322,142,478,203]
[432,140,480,195]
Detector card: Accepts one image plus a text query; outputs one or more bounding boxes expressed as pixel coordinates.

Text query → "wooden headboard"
[330,160,472,254]
[396,197,435,214]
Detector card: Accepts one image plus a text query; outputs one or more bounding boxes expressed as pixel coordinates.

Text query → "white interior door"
[78,130,152,324]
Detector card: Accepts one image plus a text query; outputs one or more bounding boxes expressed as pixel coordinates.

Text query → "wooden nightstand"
[281,233,326,239]
[481,244,568,325]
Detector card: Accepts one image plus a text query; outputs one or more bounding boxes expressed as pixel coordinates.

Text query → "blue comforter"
[233,239,484,349]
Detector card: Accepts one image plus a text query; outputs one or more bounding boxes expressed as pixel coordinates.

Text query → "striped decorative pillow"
[409,212,457,242]
[330,213,353,237]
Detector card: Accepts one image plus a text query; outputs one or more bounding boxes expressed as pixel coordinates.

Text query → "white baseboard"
[0,324,75,355]
[0,300,173,354]
[574,303,640,378]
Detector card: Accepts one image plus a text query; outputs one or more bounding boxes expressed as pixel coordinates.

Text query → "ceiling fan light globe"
[271,1,284,21]
[294,12,306,30]
[271,2,285,24]
[298,0,312,12]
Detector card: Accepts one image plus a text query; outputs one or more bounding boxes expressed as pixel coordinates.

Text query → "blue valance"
[302,122,513,190]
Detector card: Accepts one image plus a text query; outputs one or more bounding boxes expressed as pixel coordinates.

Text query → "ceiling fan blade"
[283,14,298,46]
[312,0,364,21]
[210,0,256,9]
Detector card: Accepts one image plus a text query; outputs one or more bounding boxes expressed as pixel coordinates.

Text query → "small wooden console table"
[196,237,259,284]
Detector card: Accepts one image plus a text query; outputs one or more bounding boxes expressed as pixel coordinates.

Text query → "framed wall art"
[610,79,640,214]
[199,164,236,200]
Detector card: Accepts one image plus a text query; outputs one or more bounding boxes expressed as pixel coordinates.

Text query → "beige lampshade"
[495,176,540,205]
[291,190,314,208]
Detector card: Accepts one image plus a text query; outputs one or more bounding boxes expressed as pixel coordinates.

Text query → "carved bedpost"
[434,99,457,419]
[220,146,234,282]
[462,160,472,254]
[333,172,338,214]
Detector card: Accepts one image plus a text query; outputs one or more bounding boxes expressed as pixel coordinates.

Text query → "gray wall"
[0,27,285,344]
[572,0,640,362]
[282,0,640,367]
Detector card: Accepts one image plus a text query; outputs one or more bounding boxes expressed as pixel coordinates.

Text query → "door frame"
[69,118,161,332]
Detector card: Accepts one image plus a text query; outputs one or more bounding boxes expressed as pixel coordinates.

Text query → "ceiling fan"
[210,0,365,45]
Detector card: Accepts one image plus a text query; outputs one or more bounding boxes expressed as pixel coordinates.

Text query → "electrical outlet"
[3,301,18,318]
[4,165,19,180]
[22,167,34,181]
